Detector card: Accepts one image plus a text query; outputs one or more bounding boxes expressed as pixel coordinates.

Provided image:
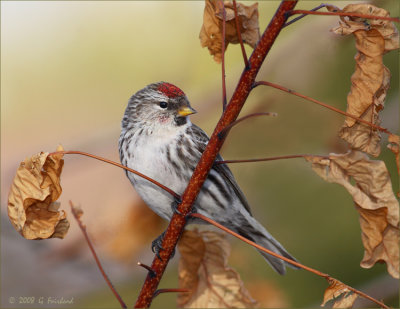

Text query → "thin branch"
[283,4,329,28]
[233,0,249,68]
[218,112,277,139]
[289,9,400,23]
[134,2,299,307]
[49,150,180,200]
[190,213,327,276]
[220,0,228,110]
[69,201,127,309]
[253,80,392,135]
[137,262,156,278]
[215,154,328,165]
[153,289,190,299]
[332,279,390,309]
[190,213,390,309]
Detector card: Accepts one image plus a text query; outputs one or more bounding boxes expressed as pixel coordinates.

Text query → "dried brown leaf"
[330,4,399,157]
[339,64,391,157]
[329,4,400,51]
[7,146,69,239]
[337,29,386,157]
[177,228,257,308]
[321,279,358,308]
[199,0,260,63]
[306,151,399,278]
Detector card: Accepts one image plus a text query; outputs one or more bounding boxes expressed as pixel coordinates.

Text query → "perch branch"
[134,1,299,307]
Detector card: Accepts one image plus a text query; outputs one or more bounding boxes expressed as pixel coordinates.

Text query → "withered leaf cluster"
[329,4,399,157]
[307,151,399,279]
[178,229,258,308]
[307,3,400,282]
[7,146,69,239]
[199,0,260,62]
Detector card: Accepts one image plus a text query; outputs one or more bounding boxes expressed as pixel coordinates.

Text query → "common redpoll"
[119,82,297,274]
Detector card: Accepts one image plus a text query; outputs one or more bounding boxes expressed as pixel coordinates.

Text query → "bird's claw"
[151,231,175,261]
[152,199,195,261]
[170,197,197,220]
[171,197,184,216]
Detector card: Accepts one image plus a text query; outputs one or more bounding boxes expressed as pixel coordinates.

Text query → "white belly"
[124,126,190,220]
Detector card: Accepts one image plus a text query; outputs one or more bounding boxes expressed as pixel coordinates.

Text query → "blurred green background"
[1,1,398,308]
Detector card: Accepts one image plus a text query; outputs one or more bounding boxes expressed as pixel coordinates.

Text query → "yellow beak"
[178,106,197,117]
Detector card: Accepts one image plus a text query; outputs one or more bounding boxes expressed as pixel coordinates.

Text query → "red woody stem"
[134,1,299,307]
[289,10,400,23]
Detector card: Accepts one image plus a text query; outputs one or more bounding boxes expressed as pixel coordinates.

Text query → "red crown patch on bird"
[157,82,185,98]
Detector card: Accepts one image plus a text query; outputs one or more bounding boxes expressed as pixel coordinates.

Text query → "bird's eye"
[159,102,168,109]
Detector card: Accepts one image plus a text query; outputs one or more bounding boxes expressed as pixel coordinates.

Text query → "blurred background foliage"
[1,1,398,308]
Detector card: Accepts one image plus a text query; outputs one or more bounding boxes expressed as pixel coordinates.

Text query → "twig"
[283,4,328,28]
[134,1,299,307]
[190,213,390,309]
[69,201,127,309]
[289,9,400,23]
[220,0,228,111]
[153,289,190,299]
[215,154,328,165]
[331,279,390,309]
[253,80,392,135]
[190,213,327,276]
[138,262,156,278]
[233,0,249,68]
[218,112,277,139]
[49,150,180,199]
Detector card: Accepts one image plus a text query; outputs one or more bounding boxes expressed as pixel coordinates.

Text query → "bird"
[119,81,297,274]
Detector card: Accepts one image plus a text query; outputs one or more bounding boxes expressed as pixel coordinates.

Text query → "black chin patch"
[175,116,187,126]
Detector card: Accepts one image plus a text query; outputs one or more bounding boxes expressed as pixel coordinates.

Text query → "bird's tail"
[238,216,299,275]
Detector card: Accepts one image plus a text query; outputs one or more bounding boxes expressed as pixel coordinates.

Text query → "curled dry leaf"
[177,228,257,308]
[329,3,400,49]
[329,4,399,157]
[199,0,260,63]
[7,146,69,239]
[306,151,399,278]
[321,279,358,308]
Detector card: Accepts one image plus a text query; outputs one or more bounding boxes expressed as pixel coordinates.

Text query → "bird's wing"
[190,124,253,215]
